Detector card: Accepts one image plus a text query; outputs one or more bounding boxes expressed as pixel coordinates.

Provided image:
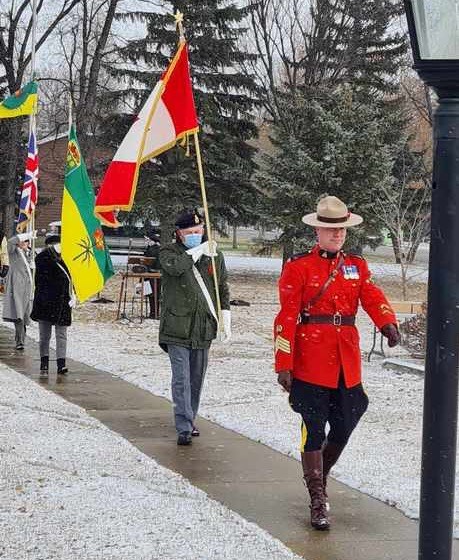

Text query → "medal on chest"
[341,264,359,280]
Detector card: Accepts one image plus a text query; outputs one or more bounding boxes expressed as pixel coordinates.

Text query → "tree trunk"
[406,239,421,264]
[2,202,17,238]
[401,266,407,300]
[232,224,238,249]
[391,235,402,264]
[1,120,22,235]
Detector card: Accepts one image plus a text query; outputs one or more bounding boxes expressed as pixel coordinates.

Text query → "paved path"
[1,325,457,560]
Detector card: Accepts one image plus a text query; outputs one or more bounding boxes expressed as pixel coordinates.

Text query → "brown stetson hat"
[302,196,363,228]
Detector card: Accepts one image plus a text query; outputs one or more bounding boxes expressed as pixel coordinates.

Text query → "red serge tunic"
[274,245,397,389]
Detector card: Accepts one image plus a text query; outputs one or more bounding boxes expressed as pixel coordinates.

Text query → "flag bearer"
[274,196,400,531]
[159,210,231,446]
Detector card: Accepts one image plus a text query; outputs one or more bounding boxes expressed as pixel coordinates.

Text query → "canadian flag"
[95,41,198,226]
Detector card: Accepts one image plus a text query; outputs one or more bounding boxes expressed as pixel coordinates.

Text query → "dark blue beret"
[174,210,203,230]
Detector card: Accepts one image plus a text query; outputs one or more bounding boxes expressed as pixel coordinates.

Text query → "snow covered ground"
[0,362,301,560]
[2,265,455,539]
[111,253,429,282]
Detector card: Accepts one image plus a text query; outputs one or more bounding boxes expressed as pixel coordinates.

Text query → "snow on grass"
[111,253,428,281]
[0,362,302,560]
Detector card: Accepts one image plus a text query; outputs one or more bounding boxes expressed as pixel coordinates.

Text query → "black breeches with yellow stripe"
[289,376,369,452]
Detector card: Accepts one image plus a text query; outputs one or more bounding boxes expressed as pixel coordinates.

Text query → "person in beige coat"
[2,232,34,349]
[0,229,9,273]
[0,229,9,293]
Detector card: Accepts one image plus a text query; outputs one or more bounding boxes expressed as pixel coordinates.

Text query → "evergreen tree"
[108,1,260,237]
[305,0,407,96]
[257,86,394,259]
[253,0,410,259]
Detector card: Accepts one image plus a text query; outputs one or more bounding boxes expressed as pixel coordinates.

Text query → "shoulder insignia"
[348,253,364,260]
[288,250,312,263]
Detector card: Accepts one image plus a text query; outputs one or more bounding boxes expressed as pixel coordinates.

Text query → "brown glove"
[381,324,401,347]
[277,371,292,393]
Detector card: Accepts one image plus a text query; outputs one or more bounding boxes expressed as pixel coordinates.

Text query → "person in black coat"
[31,234,75,375]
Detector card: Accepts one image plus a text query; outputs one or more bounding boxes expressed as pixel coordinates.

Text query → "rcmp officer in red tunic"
[274,196,400,531]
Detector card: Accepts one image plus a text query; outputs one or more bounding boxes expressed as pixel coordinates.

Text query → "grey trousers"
[14,320,25,346]
[168,344,209,434]
[38,321,67,359]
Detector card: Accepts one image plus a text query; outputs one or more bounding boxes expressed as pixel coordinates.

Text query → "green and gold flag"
[61,125,114,302]
[0,81,37,119]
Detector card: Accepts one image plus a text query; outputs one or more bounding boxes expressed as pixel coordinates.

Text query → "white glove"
[203,240,217,257]
[217,309,231,343]
[69,295,77,308]
[29,260,36,270]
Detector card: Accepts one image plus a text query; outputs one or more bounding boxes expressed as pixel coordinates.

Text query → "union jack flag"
[16,117,38,232]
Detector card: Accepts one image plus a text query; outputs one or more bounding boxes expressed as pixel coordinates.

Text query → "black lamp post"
[403,1,459,559]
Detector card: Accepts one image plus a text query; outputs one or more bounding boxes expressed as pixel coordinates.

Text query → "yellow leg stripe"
[300,421,308,453]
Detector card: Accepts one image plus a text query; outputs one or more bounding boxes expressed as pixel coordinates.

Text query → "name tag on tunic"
[342,265,359,280]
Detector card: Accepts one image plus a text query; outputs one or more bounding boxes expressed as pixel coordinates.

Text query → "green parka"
[159,242,230,350]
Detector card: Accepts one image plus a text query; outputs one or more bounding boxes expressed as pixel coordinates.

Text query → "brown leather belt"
[299,313,355,326]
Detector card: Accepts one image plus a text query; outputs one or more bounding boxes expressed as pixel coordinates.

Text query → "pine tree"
[107,1,260,237]
[257,86,395,259]
[304,0,407,96]
[254,0,410,259]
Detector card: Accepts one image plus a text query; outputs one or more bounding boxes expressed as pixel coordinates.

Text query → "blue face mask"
[183,233,202,249]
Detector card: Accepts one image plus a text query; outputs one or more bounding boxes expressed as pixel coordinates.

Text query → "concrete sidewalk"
[1,325,457,560]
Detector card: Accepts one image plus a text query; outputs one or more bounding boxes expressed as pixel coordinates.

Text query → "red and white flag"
[17,116,39,232]
[95,41,198,226]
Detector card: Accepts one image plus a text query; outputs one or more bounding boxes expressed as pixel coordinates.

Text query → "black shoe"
[177,432,192,446]
[40,356,49,376]
[15,343,24,351]
[57,358,68,375]
[191,425,200,437]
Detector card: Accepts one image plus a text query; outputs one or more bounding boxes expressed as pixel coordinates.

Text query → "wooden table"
[116,271,161,322]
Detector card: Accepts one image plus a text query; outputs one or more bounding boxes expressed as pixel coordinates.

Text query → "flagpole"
[193,132,223,326]
[29,0,38,139]
[174,11,223,327]
[29,0,38,283]
[30,0,37,80]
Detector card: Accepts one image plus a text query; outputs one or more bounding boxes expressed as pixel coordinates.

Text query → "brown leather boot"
[302,450,330,530]
[322,440,345,497]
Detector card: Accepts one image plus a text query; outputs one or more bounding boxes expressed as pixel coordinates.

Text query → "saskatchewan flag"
[61,125,114,302]
[0,81,38,119]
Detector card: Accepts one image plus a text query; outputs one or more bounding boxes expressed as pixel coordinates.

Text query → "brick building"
[36,133,111,232]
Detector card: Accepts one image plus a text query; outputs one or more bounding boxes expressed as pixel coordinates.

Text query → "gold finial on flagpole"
[174,10,185,41]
